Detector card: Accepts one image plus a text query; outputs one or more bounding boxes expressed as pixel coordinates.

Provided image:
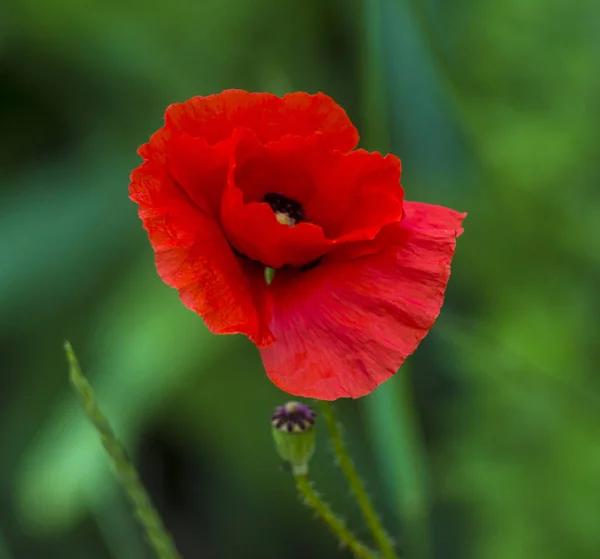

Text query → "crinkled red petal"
[301,148,403,241]
[150,90,359,153]
[220,129,403,268]
[129,160,273,347]
[221,179,333,268]
[259,202,466,399]
[165,135,230,216]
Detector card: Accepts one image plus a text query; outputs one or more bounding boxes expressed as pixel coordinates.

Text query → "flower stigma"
[264,193,305,227]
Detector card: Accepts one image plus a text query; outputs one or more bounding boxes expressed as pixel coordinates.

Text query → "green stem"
[295,475,379,559]
[64,341,182,559]
[365,376,432,559]
[318,402,398,559]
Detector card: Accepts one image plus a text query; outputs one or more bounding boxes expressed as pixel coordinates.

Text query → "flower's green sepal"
[265,267,276,285]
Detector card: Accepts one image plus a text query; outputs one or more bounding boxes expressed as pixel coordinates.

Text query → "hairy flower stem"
[64,341,182,559]
[318,401,398,559]
[295,475,379,559]
[365,378,433,559]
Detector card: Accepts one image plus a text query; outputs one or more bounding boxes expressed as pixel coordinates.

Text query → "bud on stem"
[271,402,316,476]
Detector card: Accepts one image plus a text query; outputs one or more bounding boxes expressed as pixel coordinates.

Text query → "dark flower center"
[264,193,305,227]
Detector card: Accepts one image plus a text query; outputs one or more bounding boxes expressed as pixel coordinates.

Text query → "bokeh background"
[1,0,599,557]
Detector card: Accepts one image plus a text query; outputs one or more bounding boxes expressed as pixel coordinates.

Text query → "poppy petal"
[220,131,332,268]
[221,180,333,268]
[220,129,403,268]
[130,160,274,347]
[166,135,230,216]
[160,90,359,152]
[302,148,403,242]
[259,202,466,399]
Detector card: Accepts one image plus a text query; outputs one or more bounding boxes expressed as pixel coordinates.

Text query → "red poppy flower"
[130,90,465,400]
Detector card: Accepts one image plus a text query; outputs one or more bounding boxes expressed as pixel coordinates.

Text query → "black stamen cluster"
[264,193,305,224]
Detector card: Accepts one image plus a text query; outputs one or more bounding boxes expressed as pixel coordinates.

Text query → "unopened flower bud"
[271,401,316,476]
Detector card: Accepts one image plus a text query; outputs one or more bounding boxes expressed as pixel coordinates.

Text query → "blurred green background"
[1,0,599,557]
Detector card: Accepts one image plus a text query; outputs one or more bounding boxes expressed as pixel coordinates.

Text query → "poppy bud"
[271,401,316,476]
